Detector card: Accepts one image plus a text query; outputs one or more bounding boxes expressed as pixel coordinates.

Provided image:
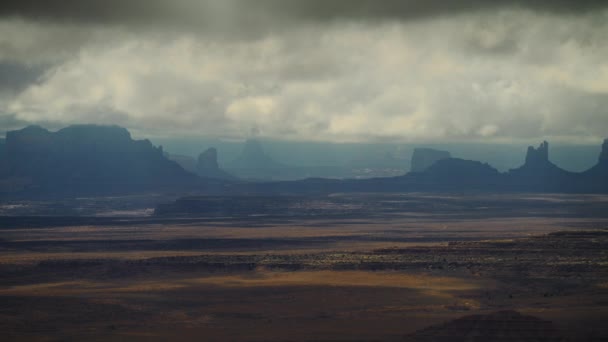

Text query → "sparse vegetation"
[1,193,607,340]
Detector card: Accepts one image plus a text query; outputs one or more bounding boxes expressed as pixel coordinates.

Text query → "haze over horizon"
[0,1,607,146]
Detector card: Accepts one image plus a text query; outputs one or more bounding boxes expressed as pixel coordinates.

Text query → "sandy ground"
[1,193,608,341]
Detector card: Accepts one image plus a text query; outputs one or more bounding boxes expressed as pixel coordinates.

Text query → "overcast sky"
[0,0,607,144]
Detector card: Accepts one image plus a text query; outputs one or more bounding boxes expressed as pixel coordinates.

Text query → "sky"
[0,0,607,146]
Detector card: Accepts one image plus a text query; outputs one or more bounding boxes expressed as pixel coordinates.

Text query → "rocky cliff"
[599,139,608,164]
[225,139,288,180]
[507,140,574,190]
[582,138,608,188]
[524,140,549,166]
[424,158,501,184]
[227,139,283,170]
[197,148,235,180]
[0,138,6,177]
[3,124,198,195]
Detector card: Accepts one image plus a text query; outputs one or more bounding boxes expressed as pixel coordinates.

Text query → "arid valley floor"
[1,193,608,341]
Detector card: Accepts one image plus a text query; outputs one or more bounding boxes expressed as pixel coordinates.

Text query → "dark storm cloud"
[260,0,608,22]
[0,62,46,95]
[0,0,169,24]
[0,0,606,27]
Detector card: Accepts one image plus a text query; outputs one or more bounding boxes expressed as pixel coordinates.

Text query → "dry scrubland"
[1,193,608,341]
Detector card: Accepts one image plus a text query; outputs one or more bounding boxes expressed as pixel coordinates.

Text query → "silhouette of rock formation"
[228,139,356,180]
[231,138,608,194]
[582,138,608,190]
[196,148,235,180]
[2,124,198,195]
[0,138,6,177]
[227,139,283,170]
[411,148,451,173]
[3,124,608,196]
[424,158,500,184]
[525,140,549,166]
[198,148,219,170]
[600,139,608,164]
[507,141,574,191]
[225,139,288,180]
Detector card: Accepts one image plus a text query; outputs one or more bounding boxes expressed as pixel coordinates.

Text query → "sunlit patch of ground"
[183,270,482,291]
[0,241,447,264]
[0,270,486,297]
[3,216,606,245]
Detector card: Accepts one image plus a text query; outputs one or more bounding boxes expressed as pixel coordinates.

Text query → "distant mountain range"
[0,125,224,196]
[165,148,235,180]
[229,139,608,194]
[224,139,289,180]
[196,148,236,180]
[1,124,606,197]
[227,139,285,170]
[223,139,350,181]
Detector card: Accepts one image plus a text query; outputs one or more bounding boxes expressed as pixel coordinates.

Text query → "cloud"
[1,1,606,65]
[0,4,607,144]
[0,61,45,95]
[2,1,606,25]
